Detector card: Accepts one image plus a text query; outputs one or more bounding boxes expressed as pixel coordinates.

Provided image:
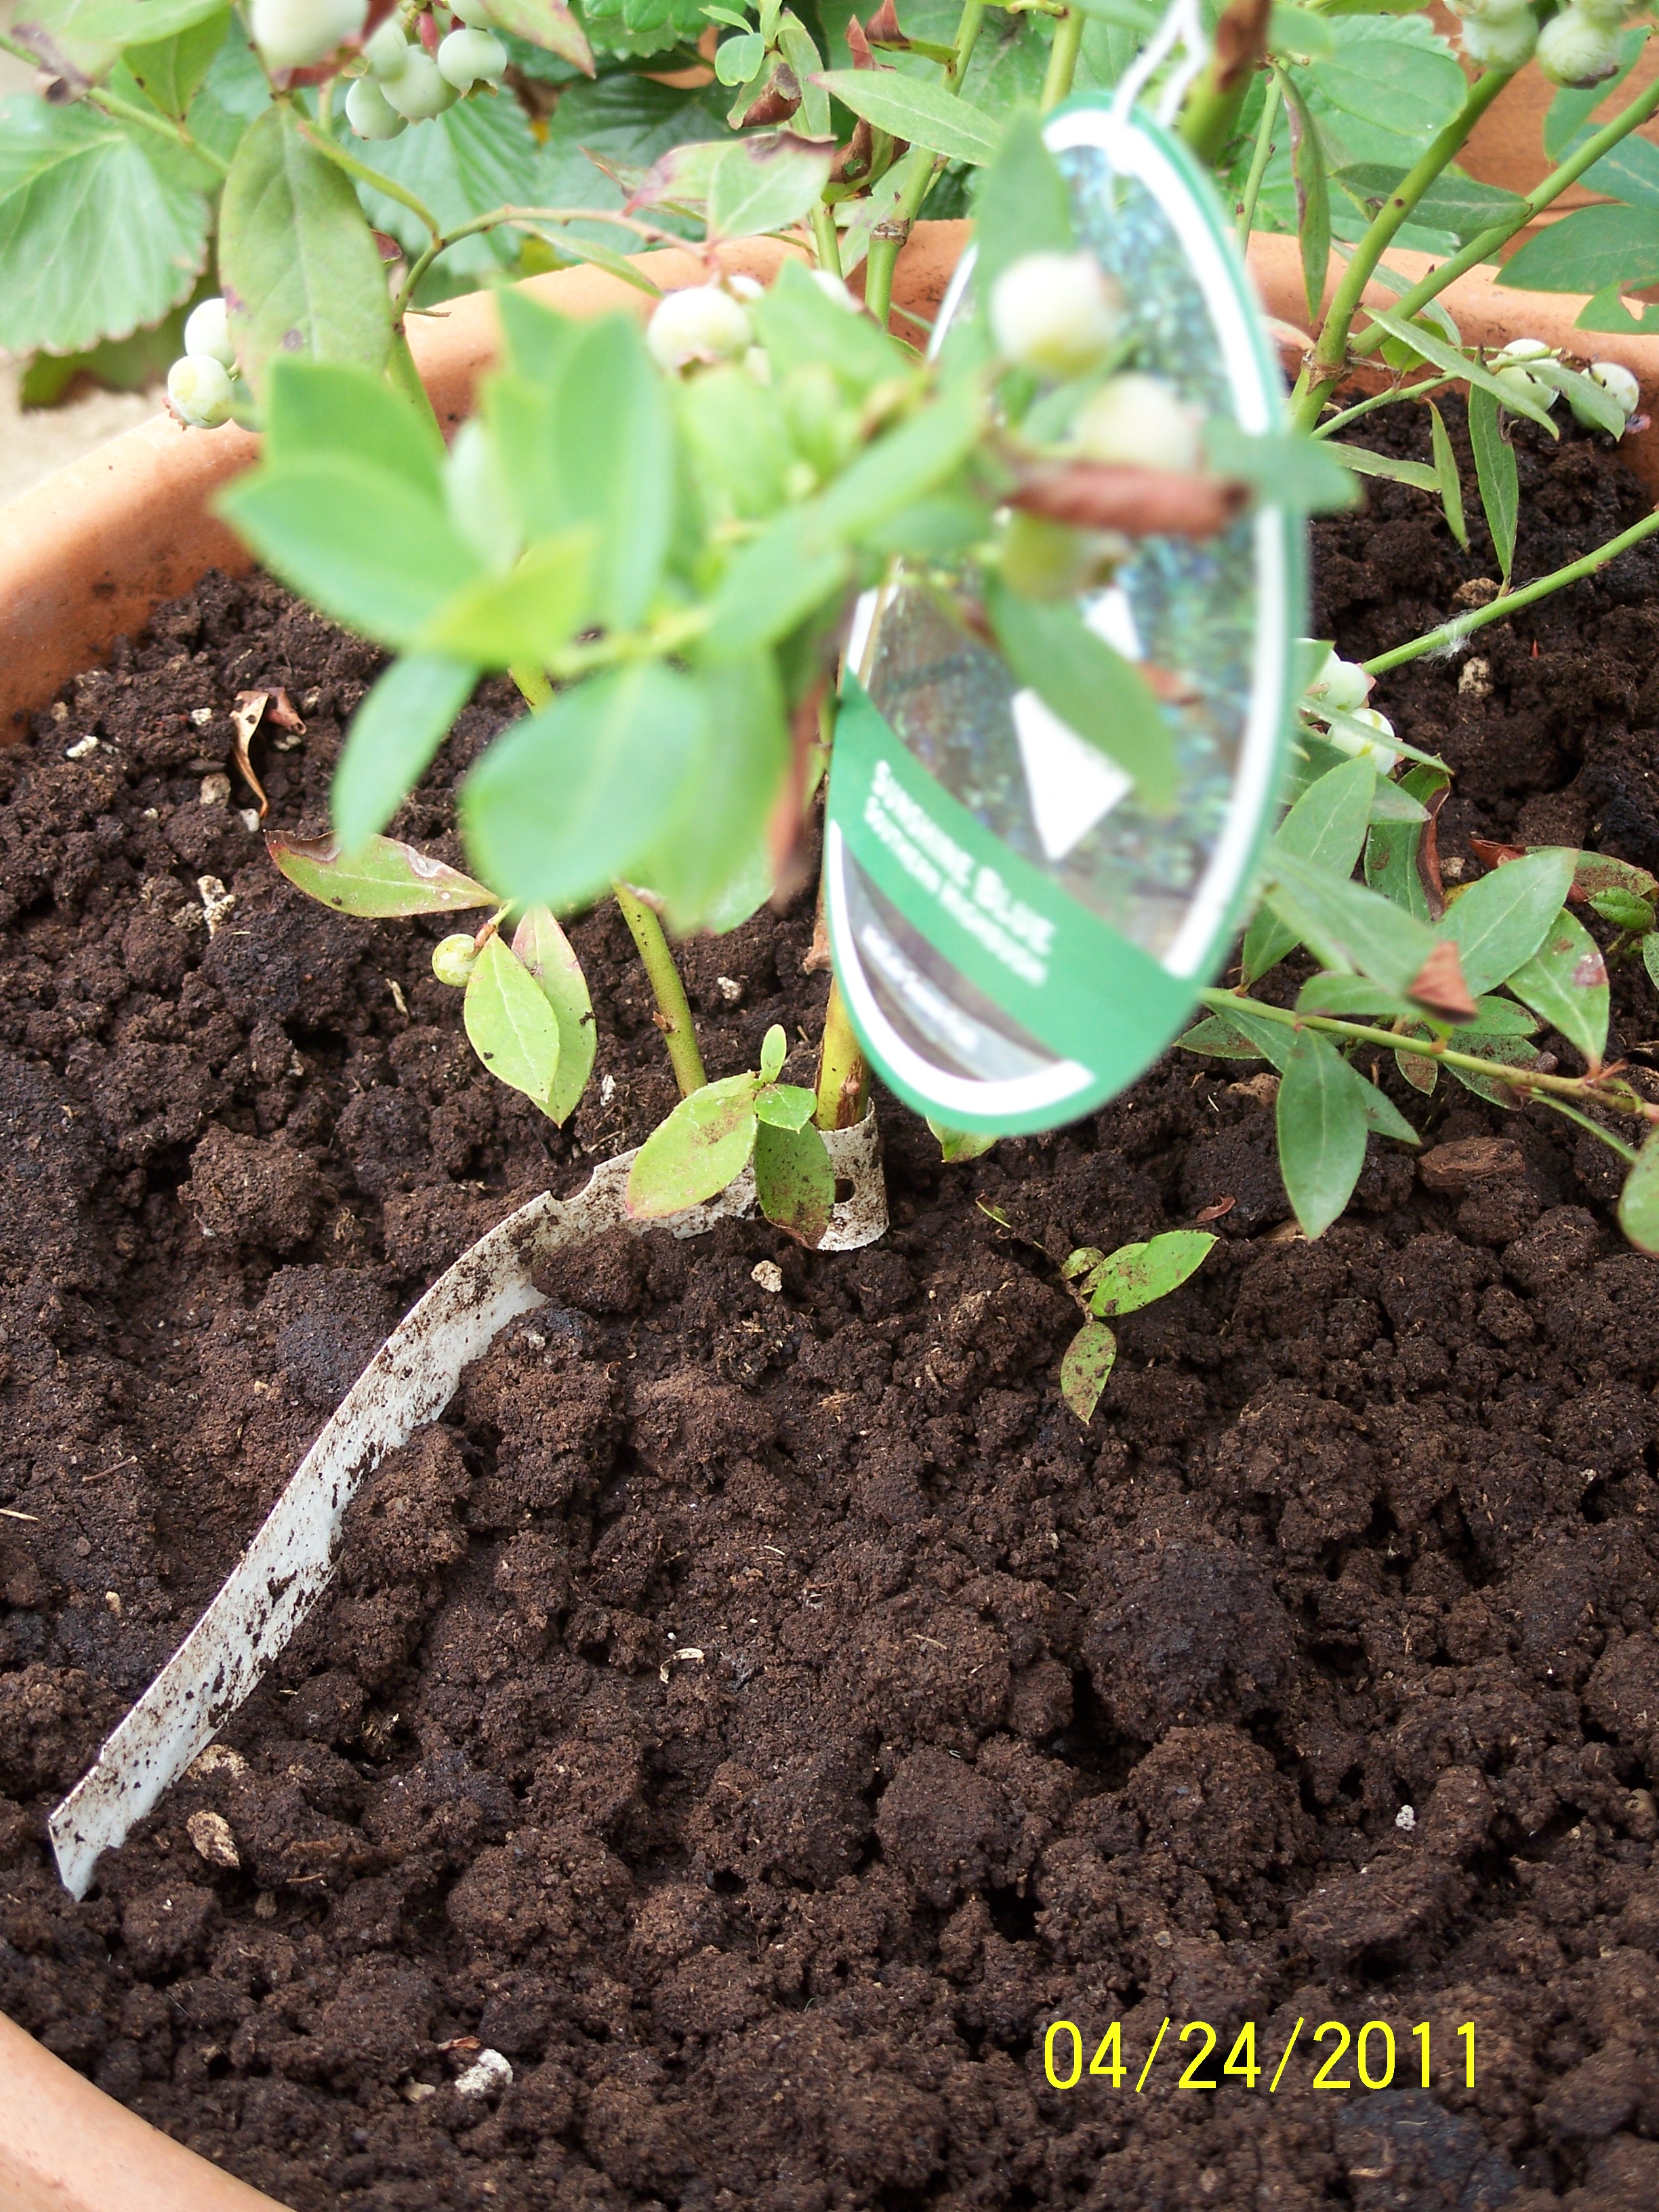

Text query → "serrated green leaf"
[352,91,541,284]
[626,1071,760,1218]
[0,96,210,354]
[1439,847,1576,996]
[813,68,999,164]
[332,653,478,853]
[267,830,494,917]
[464,933,562,1113]
[985,579,1177,813]
[1303,14,1465,167]
[511,905,595,1123]
[1244,756,1376,983]
[1061,1319,1117,1422]
[461,662,704,912]
[1620,1125,1659,1253]
[1505,907,1610,1071]
[219,105,390,390]
[1276,1028,1369,1238]
[1467,384,1517,581]
[753,1116,834,1245]
[1086,1230,1215,1319]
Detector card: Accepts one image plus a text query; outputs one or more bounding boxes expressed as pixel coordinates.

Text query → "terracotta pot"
[1,212,1656,2208]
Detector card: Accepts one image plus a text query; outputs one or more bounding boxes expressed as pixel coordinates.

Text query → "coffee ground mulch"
[6,405,1659,2212]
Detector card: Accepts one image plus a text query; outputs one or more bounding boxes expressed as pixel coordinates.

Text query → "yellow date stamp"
[1042,2018,1477,2094]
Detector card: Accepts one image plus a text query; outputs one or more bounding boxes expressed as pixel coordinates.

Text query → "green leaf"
[1271,3,1335,60]
[533,68,730,245]
[1303,14,1465,168]
[1276,1028,1369,1238]
[928,1119,998,1162]
[1500,205,1659,300]
[1085,1229,1216,1318]
[626,1072,761,1218]
[1590,888,1656,931]
[1206,421,1360,512]
[638,653,790,931]
[757,1024,787,1084]
[1428,401,1467,550]
[1263,847,1437,997]
[121,6,229,119]
[1364,759,1448,924]
[1645,933,1659,996]
[464,933,562,1113]
[219,105,391,390]
[0,96,209,354]
[497,313,672,632]
[1175,1012,1274,1061]
[1439,847,1576,996]
[753,1116,834,1245]
[714,28,764,80]
[813,68,1000,165]
[1446,1026,1543,1109]
[754,1082,815,1129]
[30,0,228,47]
[1294,971,1413,1021]
[1527,356,1626,438]
[701,508,853,659]
[705,129,832,239]
[1466,385,1517,581]
[218,459,483,650]
[1620,1125,1659,1254]
[1359,302,1557,435]
[1573,129,1659,210]
[815,380,983,539]
[1244,755,1376,983]
[1504,907,1610,1070]
[985,579,1177,813]
[1326,440,1441,494]
[487,0,594,70]
[353,91,541,284]
[332,653,478,853]
[1194,996,1299,1071]
[422,530,595,664]
[1572,851,1659,904]
[776,12,829,136]
[264,356,443,491]
[461,663,705,912]
[1279,69,1330,323]
[1332,162,1525,247]
[1061,1319,1117,1422]
[267,830,494,917]
[748,255,908,395]
[512,905,596,1124]
[970,104,1072,303]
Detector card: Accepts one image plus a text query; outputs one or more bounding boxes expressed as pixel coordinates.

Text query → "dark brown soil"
[5,406,1659,2212]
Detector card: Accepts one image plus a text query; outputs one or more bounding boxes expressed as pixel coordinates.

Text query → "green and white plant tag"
[825,95,1304,1135]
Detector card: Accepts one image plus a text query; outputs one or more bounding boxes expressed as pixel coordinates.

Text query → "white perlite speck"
[1395,1805,1416,1832]
[454,2049,513,2097]
[751,1261,783,1294]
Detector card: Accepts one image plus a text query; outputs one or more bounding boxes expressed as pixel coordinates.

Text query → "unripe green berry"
[1494,362,1555,412]
[1537,5,1622,84]
[1458,8,1536,65]
[346,73,409,138]
[1331,705,1399,775]
[432,934,480,985]
[168,353,235,429]
[183,296,235,371]
[382,47,459,115]
[646,284,753,371]
[437,24,506,83]
[1591,359,1641,418]
[1305,647,1370,715]
[365,16,413,75]
[989,251,1122,380]
[249,0,367,70]
[1071,370,1201,473]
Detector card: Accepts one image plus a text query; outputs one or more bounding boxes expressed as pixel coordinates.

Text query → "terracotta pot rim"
[4,215,1659,2212]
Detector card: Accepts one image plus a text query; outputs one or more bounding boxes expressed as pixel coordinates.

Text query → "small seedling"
[1057,1231,1216,1422]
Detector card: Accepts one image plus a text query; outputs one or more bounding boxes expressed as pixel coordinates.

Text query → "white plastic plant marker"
[825,87,1304,1136]
[49,1119,884,1900]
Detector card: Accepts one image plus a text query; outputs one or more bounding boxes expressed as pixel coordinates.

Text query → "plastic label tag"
[825,96,1305,1135]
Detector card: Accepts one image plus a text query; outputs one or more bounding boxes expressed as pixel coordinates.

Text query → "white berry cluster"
[1300,648,1401,773]
[347,3,508,138]
[1448,0,1645,80]
[1491,335,1642,431]
[166,297,248,430]
[1446,0,1540,75]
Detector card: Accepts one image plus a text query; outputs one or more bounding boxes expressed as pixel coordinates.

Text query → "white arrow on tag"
[1012,585,1144,863]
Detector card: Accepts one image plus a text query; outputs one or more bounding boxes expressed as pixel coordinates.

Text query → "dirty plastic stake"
[49,1119,884,1898]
